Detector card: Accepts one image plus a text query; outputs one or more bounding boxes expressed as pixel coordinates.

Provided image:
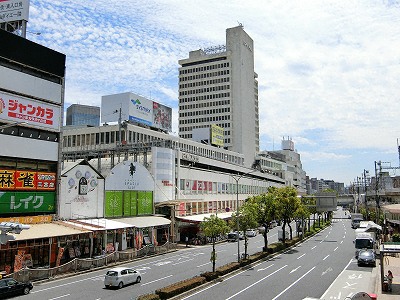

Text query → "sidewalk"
[372,255,400,299]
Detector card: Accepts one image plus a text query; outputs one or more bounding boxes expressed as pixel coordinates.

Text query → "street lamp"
[230,169,257,262]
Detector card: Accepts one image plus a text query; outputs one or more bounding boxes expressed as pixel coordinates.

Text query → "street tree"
[250,187,280,251]
[230,200,259,259]
[200,214,230,272]
[275,186,300,241]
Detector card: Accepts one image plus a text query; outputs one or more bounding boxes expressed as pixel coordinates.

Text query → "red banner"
[0,169,56,191]
[56,247,64,267]
[0,169,15,190]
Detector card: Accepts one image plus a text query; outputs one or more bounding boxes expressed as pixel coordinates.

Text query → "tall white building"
[178,25,259,168]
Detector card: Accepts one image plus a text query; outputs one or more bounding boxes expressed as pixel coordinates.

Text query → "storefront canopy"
[62,218,131,231]
[110,216,171,228]
[11,222,91,241]
[176,212,233,223]
[63,216,171,231]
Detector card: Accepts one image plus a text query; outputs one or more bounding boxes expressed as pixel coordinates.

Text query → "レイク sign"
[0,91,61,131]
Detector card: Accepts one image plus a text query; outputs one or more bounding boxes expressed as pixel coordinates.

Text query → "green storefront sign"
[0,191,56,214]
[105,190,153,217]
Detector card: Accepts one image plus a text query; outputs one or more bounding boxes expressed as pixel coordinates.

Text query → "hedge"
[155,276,206,299]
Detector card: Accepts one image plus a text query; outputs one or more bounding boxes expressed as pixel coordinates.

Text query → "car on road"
[0,278,33,297]
[104,267,141,289]
[227,231,244,242]
[246,229,258,237]
[357,249,376,267]
[269,220,278,229]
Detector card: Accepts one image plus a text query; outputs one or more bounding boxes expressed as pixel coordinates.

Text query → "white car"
[246,229,257,237]
[104,267,141,289]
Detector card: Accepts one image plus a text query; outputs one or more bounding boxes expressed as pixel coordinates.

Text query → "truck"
[354,232,376,258]
[351,213,364,229]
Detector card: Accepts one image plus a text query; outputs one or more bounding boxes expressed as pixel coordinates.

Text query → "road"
[179,215,355,300]
[16,224,288,300]
[15,209,373,300]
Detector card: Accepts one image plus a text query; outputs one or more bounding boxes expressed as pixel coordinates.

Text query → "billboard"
[0,91,61,131]
[0,169,56,191]
[0,191,56,214]
[101,92,172,132]
[210,124,224,147]
[0,0,30,23]
[104,190,153,217]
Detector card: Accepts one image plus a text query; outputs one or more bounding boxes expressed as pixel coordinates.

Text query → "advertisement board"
[101,92,172,132]
[104,190,153,217]
[0,169,56,191]
[0,191,56,214]
[0,91,61,132]
[0,0,30,23]
[152,101,172,132]
[210,124,224,147]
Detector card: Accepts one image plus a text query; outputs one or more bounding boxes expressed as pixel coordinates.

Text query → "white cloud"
[29,0,400,184]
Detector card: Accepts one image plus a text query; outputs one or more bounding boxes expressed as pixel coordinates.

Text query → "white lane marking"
[297,253,306,260]
[323,255,330,261]
[197,262,211,267]
[257,264,274,272]
[311,246,317,250]
[172,258,194,265]
[49,295,70,300]
[322,267,333,276]
[290,266,301,274]
[272,266,315,300]
[334,247,339,251]
[31,275,104,293]
[141,274,173,286]
[154,261,172,266]
[182,262,282,300]
[225,265,288,300]
[321,259,353,299]
[341,240,344,244]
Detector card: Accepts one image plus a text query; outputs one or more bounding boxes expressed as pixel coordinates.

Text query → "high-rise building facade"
[178,25,259,167]
[66,104,100,126]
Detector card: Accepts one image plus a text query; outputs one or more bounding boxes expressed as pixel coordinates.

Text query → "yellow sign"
[0,215,53,224]
[210,124,224,147]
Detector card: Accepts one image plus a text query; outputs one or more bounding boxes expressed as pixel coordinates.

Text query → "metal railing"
[6,242,177,282]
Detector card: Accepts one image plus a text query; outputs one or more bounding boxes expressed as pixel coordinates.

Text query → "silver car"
[104,267,141,289]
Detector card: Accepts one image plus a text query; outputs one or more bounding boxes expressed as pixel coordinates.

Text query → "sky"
[25,0,400,186]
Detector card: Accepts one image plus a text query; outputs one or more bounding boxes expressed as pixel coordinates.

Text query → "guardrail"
[6,242,177,282]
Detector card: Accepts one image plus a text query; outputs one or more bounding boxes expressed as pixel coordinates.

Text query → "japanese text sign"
[0,0,30,23]
[0,169,56,191]
[0,91,61,131]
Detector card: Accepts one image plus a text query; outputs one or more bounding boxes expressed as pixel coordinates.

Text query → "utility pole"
[374,161,380,224]
[363,170,369,220]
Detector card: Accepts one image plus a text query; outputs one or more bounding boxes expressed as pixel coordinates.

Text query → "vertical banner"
[56,247,64,267]
[105,191,123,217]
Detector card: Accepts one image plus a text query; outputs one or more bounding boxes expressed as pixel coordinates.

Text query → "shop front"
[0,222,90,274]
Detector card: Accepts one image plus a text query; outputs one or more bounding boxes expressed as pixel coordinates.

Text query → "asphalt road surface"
[14,209,371,300]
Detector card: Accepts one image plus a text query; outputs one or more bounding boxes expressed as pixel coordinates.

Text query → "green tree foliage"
[200,214,230,272]
[275,186,301,241]
[250,187,280,251]
[230,200,259,258]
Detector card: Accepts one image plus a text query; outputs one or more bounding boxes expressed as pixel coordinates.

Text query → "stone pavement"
[372,255,400,300]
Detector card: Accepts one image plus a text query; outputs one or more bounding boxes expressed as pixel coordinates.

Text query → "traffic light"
[0,233,15,244]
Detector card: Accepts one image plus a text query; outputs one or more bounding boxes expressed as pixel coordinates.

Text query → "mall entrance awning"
[11,222,91,241]
[176,212,233,223]
[62,218,132,231]
[110,216,171,228]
